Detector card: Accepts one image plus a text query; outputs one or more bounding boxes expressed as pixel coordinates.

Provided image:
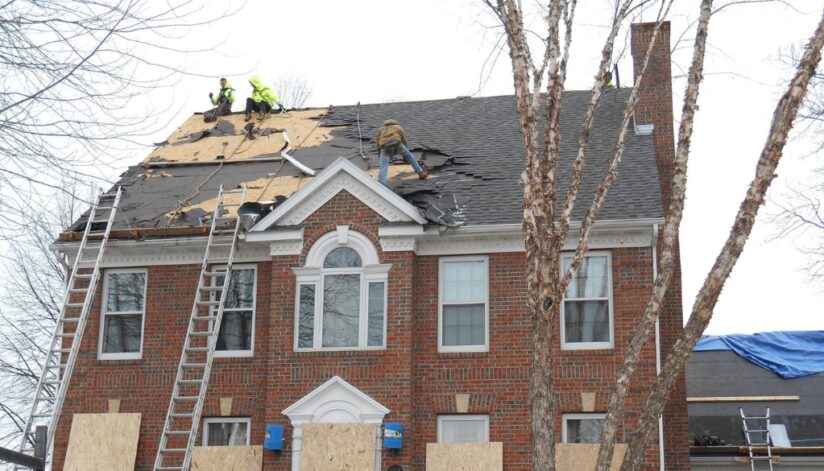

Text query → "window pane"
[106,272,145,313]
[206,421,248,446]
[216,311,253,351]
[564,256,608,299]
[214,268,254,309]
[367,282,385,347]
[442,260,486,304]
[567,418,605,443]
[323,247,362,268]
[440,417,488,443]
[102,314,142,353]
[442,304,485,346]
[298,284,315,348]
[322,274,360,347]
[564,300,609,343]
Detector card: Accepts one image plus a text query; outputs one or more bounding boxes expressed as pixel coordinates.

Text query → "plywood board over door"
[300,423,376,471]
[63,413,141,471]
[555,443,628,471]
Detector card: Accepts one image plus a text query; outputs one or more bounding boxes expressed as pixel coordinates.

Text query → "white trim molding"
[251,157,427,229]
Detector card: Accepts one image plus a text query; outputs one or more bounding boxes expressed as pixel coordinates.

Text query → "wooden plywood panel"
[426,442,503,471]
[63,413,141,471]
[300,423,376,471]
[555,443,627,471]
[191,445,263,471]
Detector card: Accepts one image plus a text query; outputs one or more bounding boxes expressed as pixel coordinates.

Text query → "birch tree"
[485,0,824,469]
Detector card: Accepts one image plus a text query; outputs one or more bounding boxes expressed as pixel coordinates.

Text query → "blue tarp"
[695,331,824,379]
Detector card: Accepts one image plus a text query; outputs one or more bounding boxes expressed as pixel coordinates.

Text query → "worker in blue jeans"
[376,119,428,184]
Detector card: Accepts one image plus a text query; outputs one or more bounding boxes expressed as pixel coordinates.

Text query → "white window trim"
[98,268,148,360]
[438,256,489,353]
[560,251,615,350]
[293,228,390,351]
[202,417,251,446]
[437,414,490,443]
[212,264,257,358]
[561,413,606,444]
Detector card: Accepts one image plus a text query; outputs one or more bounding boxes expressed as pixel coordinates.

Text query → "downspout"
[280,130,315,176]
[652,223,665,471]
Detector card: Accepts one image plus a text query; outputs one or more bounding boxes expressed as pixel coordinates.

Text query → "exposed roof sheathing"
[68,90,664,234]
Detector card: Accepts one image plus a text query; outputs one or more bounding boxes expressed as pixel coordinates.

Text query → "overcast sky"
[136,0,824,335]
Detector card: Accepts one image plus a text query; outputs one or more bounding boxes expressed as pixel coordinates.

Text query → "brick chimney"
[631,22,676,208]
[631,21,691,471]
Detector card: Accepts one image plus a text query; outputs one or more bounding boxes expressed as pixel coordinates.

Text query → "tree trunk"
[619,11,824,471]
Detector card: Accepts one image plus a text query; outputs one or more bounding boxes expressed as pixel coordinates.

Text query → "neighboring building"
[50,23,689,470]
[688,332,824,470]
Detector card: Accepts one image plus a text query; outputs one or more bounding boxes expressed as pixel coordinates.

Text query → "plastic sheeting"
[694,331,824,378]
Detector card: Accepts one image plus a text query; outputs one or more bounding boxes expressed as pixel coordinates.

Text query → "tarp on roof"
[694,331,824,379]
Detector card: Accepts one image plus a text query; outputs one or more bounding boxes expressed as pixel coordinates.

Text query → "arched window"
[293,227,390,350]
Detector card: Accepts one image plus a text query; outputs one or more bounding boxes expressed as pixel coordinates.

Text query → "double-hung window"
[437,415,489,443]
[212,265,256,357]
[294,228,389,351]
[99,269,147,360]
[561,252,613,349]
[202,417,250,446]
[562,413,606,443]
[439,256,489,352]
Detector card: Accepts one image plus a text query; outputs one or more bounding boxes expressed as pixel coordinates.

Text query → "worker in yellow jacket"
[204,78,234,122]
[245,75,281,121]
[376,119,428,184]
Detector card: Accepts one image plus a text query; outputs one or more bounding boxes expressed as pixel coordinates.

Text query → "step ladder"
[154,185,247,471]
[740,407,776,471]
[15,187,123,469]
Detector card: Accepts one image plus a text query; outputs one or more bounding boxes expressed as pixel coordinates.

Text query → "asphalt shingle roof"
[73,88,663,232]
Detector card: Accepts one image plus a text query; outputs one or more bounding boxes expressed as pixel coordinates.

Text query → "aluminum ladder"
[154,185,247,471]
[740,407,776,471]
[15,187,123,470]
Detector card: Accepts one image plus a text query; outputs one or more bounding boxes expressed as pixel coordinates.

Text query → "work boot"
[418,170,428,180]
[258,111,270,122]
[244,112,252,122]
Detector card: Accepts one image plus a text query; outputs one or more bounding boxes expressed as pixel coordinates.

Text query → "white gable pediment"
[282,375,389,424]
[251,158,426,230]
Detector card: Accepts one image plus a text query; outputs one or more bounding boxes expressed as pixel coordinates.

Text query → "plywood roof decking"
[146,110,335,165]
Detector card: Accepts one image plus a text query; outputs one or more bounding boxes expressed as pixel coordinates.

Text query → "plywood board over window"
[191,445,263,471]
[555,443,627,471]
[63,413,141,471]
[426,442,503,471]
[300,423,376,471]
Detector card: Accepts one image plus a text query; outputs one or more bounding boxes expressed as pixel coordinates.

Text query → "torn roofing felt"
[68,88,663,233]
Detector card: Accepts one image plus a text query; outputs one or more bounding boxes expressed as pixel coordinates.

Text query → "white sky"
[135,0,824,335]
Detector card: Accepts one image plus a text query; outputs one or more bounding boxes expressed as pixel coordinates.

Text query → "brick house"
[50,22,689,470]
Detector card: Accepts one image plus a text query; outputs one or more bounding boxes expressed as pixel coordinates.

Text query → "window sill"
[97,353,142,361]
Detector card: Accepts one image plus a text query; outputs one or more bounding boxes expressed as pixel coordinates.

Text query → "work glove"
[209,92,214,99]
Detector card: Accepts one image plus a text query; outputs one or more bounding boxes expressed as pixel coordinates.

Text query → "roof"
[687,349,824,447]
[68,89,663,233]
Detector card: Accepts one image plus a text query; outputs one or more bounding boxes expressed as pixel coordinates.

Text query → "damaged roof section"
[66,89,663,237]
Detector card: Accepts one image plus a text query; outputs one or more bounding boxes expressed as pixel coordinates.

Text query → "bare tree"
[274,74,314,109]
[485,0,824,470]
[0,185,90,447]
[0,0,239,240]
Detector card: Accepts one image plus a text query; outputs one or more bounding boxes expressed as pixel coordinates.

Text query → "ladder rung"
[164,430,190,436]
[73,273,93,279]
[68,288,87,293]
[197,301,221,306]
[182,362,206,368]
[200,286,224,291]
[160,447,187,453]
[192,316,218,322]
[59,317,80,324]
[173,396,198,401]
[179,379,202,384]
[747,429,769,433]
[170,413,193,418]
[66,302,85,307]
[186,346,209,352]
[188,332,213,337]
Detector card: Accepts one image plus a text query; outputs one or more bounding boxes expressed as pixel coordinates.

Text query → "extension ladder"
[16,187,123,469]
[740,407,775,471]
[154,185,247,471]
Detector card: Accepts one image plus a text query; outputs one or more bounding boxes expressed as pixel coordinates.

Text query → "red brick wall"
[54,189,675,471]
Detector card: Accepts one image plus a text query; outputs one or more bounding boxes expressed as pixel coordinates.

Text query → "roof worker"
[245,75,282,121]
[203,78,235,122]
[376,119,428,184]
